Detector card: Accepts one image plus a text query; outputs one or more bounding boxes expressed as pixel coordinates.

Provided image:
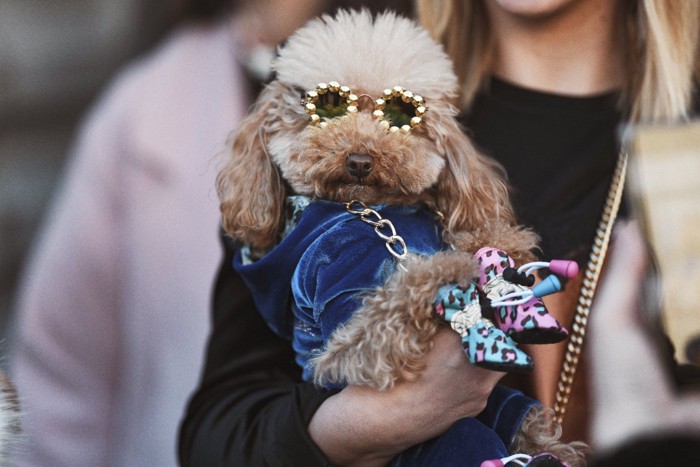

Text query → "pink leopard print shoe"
[473,247,568,344]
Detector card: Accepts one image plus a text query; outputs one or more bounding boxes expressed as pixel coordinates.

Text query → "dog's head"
[219,9,513,250]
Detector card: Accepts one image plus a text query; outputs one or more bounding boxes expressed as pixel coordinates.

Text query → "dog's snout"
[346,153,373,179]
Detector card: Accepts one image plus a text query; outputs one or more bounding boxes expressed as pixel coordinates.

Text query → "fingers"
[426,326,467,368]
[428,327,505,382]
[423,327,504,417]
[589,221,673,452]
[309,325,509,465]
[590,220,649,331]
[664,397,700,437]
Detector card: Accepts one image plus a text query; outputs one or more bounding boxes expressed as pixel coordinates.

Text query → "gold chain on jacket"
[553,150,628,423]
[344,201,409,266]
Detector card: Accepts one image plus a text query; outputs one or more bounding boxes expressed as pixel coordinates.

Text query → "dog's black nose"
[346,153,372,179]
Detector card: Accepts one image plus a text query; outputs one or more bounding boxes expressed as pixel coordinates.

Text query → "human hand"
[308,326,504,466]
[589,221,700,454]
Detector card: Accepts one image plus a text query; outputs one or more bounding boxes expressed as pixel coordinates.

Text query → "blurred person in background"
[10,0,416,465]
[8,0,329,465]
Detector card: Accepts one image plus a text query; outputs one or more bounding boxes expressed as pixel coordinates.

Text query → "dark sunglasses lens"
[383,98,415,128]
[314,91,349,119]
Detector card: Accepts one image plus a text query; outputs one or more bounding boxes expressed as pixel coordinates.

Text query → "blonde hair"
[417,0,700,123]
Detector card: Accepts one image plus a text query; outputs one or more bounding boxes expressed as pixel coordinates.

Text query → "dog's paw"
[311,321,420,391]
[313,251,481,391]
[511,407,588,467]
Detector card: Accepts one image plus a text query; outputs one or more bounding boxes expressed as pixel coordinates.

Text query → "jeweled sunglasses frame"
[300,81,428,133]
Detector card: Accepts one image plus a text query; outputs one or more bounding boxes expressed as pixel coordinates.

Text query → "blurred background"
[0,0,414,368]
[0,0,176,357]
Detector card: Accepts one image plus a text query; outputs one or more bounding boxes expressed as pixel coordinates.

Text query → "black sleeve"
[178,232,337,466]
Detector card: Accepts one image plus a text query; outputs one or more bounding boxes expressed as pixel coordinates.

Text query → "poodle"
[217,9,586,466]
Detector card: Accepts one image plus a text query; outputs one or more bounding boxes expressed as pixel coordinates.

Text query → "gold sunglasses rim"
[301,81,428,132]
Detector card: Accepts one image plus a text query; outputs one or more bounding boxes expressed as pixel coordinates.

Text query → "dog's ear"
[427,105,518,236]
[426,108,539,260]
[217,82,289,250]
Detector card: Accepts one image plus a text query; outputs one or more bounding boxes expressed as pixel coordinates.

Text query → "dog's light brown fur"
[217,10,538,256]
[217,9,584,463]
[513,407,588,466]
[311,251,478,391]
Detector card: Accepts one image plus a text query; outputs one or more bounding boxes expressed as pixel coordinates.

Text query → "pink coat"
[10,18,249,466]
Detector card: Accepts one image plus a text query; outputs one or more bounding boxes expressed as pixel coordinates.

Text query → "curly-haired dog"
[217,9,586,466]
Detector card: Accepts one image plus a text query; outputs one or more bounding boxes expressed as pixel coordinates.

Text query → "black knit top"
[461,76,623,262]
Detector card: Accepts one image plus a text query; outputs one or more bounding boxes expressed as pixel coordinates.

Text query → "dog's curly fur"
[217,9,584,464]
[513,407,589,466]
[217,10,534,256]
[311,251,479,391]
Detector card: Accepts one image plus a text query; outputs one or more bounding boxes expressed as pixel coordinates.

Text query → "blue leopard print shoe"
[434,284,534,372]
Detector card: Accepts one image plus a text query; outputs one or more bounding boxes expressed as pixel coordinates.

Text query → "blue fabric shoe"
[434,284,533,372]
[462,321,534,372]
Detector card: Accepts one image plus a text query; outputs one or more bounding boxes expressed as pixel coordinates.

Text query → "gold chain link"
[345,200,408,263]
[553,151,628,423]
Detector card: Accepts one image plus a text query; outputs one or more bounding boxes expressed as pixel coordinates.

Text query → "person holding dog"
[418,0,700,443]
[180,0,700,465]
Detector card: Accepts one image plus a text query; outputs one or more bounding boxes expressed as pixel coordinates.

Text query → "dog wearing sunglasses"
[218,9,585,466]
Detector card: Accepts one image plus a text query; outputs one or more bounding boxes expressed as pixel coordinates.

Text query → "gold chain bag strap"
[553,151,629,423]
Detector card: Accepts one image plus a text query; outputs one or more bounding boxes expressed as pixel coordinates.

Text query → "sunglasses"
[300,81,428,132]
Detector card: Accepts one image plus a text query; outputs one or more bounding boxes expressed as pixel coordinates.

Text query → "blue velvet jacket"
[234,199,539,460]
[234,199,445,381]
